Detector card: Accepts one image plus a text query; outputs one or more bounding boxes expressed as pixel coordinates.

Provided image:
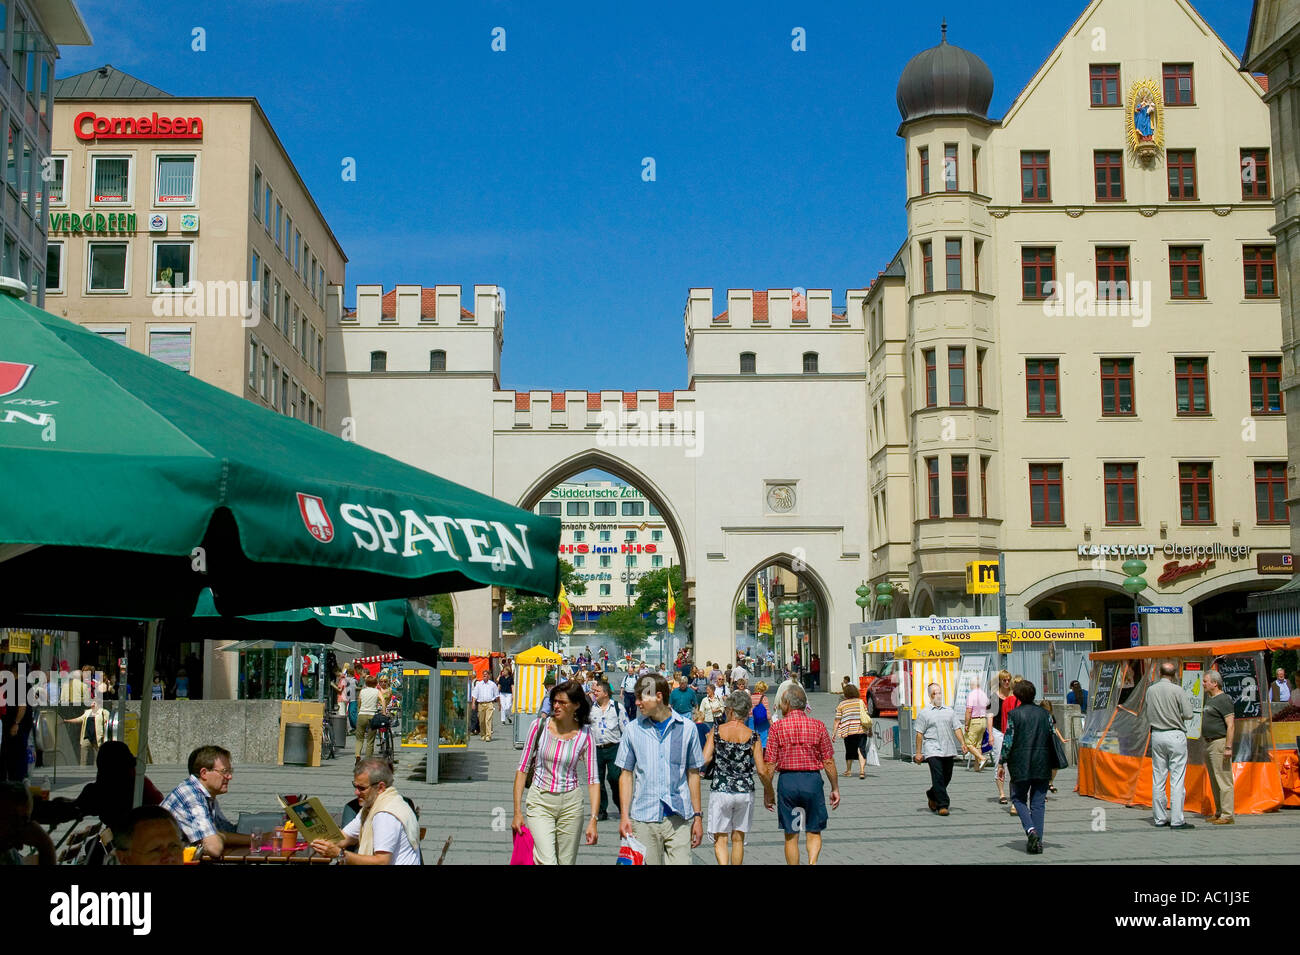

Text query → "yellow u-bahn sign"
[966,560,1000,594]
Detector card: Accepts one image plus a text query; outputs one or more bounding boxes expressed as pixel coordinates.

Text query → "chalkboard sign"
[1216,657,1262,719]
[1092,661,1119,712]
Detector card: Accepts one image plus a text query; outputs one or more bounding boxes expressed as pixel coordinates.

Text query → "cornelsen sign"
[74,111,203,141]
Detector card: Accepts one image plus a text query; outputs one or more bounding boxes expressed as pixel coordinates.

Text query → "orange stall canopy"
[1076,637,1300,814]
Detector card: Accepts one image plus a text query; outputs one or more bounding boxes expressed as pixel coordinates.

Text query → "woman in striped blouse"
[512,680,601,864]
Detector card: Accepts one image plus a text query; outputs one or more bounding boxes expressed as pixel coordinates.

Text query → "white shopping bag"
[865,738,881,767]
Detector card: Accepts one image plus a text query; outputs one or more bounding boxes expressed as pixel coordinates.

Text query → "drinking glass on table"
[249,828,265,852]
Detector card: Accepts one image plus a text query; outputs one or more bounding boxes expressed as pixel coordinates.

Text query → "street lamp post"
[1122,559,1148,648]
[548,610,559,654]
[656,610,667,665]
[855,582,871,622]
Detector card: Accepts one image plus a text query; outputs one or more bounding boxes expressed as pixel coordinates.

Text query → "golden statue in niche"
[1125,78,1165,163]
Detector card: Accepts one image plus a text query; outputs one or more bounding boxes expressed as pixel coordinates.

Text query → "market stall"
[1077,637,1300,815]
[512,644,562,748]
[889,635,960,759]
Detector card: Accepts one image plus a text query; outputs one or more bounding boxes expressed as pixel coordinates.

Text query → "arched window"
[430,349,446,372]
[370,350,387,372]
[740,352,756,374]
[802,352,819,374]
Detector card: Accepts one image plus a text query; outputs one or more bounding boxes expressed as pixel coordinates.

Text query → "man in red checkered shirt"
[762,683,840,864]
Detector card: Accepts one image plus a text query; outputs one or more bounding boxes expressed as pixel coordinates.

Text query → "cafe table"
[201,843,331,864]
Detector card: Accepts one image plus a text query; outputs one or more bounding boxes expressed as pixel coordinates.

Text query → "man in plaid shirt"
[160,745,250,858]
[763,683,840,864]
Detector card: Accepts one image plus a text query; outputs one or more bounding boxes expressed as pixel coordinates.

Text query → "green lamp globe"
[876,582,894,595]
[855,595,872,608]
[1121,559,1147,577]
[855,584,871,598]
[876,593,894,607]
[1122,575,1148,594]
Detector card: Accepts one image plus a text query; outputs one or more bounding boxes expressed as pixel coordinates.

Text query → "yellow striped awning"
[907,658,960,717]
[515,663,550,714]
[862,634,905,654]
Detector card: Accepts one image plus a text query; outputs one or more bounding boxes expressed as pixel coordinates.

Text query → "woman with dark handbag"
[997,680,1061,855]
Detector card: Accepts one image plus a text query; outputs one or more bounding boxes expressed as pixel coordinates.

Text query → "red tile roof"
[716,290,832,323]
[380,287,474,321]
[550,392,566,411]
[587,392,602,411]
[623,391,638,410]
[514,393,530,411]
[1255,73,1270,92]
[658,392,674,410]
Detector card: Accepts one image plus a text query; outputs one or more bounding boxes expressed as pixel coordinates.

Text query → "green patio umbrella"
[0,288,557,799]
[0,294,560,618]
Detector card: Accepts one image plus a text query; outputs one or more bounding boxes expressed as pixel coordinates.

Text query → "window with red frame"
[972,147,980,194]
[1244,246,1277,298]
[976,348,986,406]
[918,146,929,196]
[1029,464,1064,526]
[1090,64,1121,106]
[1179,462,1213,524]
[1241,149,1270,200]
[944,144,958,191]
[948,346,966,406]
[1094,150,1124,201]
[923,348,937,407]
[1169,246,1203,299]
[1021,151,1050,201]
[1096,247,1130,302]
[1167,150,1197,200]
[1104,463,1139,525]
[921,240,933,293]
[1256,462,1288,524]
[1101,357,1135,415]
[1022,247,1055,300]
[1026,358,1060,416]
[945,238,962,290]
[973,241,982,292]
[1249,356,1283,414]
[926,457,940,518]
[952,455,969,517]
[1163,63,1194,105]
[1175,357,1209,415]
[980,457,989,517]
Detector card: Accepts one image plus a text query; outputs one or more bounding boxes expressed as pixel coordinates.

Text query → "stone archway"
[729,553,835,686]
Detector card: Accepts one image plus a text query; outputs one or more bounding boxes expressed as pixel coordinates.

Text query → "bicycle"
[321,714,337,760]
[371,712,395,759]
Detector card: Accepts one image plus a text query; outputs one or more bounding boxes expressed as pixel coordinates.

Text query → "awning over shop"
[862,634,905,654]
[1090,637,1300,660]
[439,647,503,659]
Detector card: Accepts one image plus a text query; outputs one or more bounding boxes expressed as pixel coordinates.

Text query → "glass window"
[626,555,637,568]
[921,241,933,292]
[149,329,192,373]
[952,455,969,517]
[622,501,645,517]
[918,146,929,196]
[1178,463,1213,524]
[948,346,966,406]
[253,168,262,220]
[740,352,756,374]
[91,156,131,203]
[1167,150,1197,200]
[1094,151,1123,201]
[152,242,193,291]
[1169,246,1203,298]
[625,530,637,541]
[87,242,128,291]
[1090,64,1120,106]
[1244,246,1277,298]
[284,215,293,260]
[943,144,958,191]
[248,337,258,391]
[600,555,611,568]
[1022,247,1055,300]
[594,501,616,516]
[45,241,62,293]
[945,238,962,290]
[294,230,301,273]
[573,531,585,542]
[574,555,585,568]
[1100,358,1135,415]
[5,123,16,193]
[1104,463,1139,525]
[260,349,269,398]
[923,349,937,407]
[39,59,49,123]
[1163,63,1195,106]
[649,503,660,516]
[1096,247,1130,301]
[430,349,446,371]
[1026,359,1060,416]
[1256,462,1288,524]
[1020,151,1050,201]
[20,136,30,214]
[599,530,611,541]
[925,458,939,518]
[652,555,663,568]
[1029,464,1064,525]
[264,184,273,234]
[370,350,387,372]
[651,530,663,541]
[1250,357,1283,414]
[1175,358,1209,415]
[1242,149,1270,201]
[47,155,65,205]
[538,501,561,516]
[803,352,818,373]
[155,155,196,204]
[600,584,611,596]
[566,502,589,516]
[274,200,282,248]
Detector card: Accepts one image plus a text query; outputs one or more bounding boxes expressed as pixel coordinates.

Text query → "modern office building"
[867,0,1290,649]
[0,0,91,301]
[47,65,347,429]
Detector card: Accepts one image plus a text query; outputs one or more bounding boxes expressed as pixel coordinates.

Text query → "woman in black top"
[498,665,515,725]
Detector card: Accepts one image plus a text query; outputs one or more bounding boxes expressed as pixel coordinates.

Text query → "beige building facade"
[47,67,346,430]
[870,0,1290,650]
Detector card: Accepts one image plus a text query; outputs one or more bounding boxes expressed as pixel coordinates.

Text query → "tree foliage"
[503,560,586,635]
[633,565,684,617]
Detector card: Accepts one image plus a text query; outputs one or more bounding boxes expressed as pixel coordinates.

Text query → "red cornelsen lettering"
[75,111,203,141]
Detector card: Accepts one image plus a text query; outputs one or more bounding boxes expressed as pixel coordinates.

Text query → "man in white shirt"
[773,675,800,723]
[621,669,639,715]
[730,662,748,686]
[589,680,628,820]
[912,683,965,816]
[471,672,500,742]
[312,758,421,865]
[1271,668,1292,707]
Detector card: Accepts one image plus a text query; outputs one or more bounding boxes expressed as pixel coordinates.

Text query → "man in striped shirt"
[616,673,704,864]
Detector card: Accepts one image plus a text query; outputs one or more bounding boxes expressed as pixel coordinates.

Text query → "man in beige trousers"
[1201,670,1235,825]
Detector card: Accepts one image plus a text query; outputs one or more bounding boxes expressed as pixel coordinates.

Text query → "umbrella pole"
[133,619,160,808]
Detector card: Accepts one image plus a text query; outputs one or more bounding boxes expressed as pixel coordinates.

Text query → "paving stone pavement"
[39,692,1297,864]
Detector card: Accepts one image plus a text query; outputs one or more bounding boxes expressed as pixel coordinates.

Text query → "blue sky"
[60,0,1254,393]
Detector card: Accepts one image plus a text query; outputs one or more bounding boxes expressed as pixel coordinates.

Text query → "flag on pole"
[557,583,574,635]
[666,574,676,634]
[757,579,773,636]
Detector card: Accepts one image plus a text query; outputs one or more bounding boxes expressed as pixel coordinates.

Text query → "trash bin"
[283,722,311,766]
[329,715,349,751]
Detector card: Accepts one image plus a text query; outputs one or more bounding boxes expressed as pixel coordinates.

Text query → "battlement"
[684,288,859,331]
[496,389,696,431]
[345,284,504,328]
